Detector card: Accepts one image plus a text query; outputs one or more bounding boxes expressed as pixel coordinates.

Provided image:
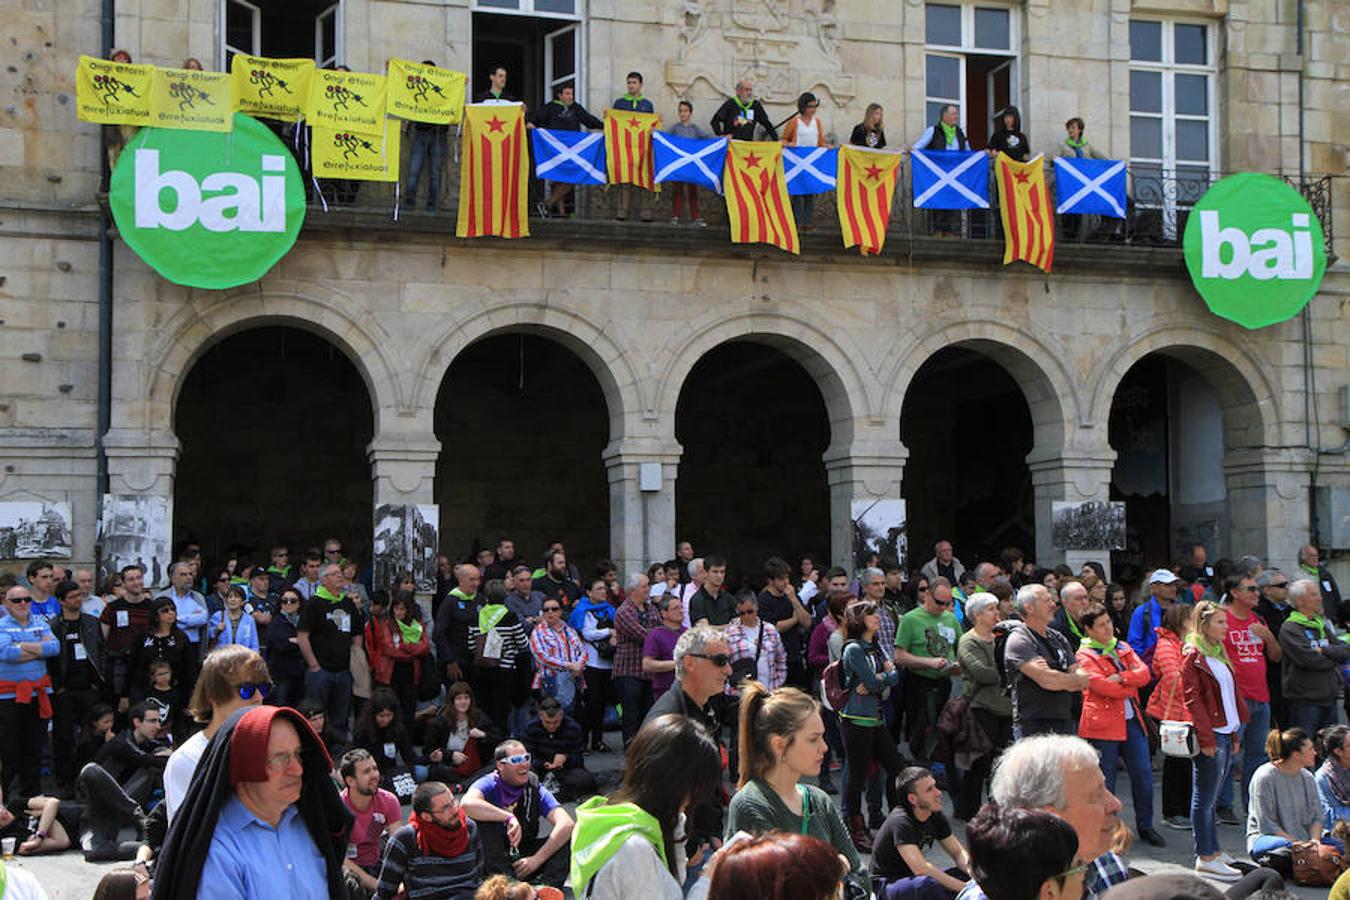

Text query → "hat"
[249,565,269,580]
[229,705,326,786]
[1148,568,1180,585]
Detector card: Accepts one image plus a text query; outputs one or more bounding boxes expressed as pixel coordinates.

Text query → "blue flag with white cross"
[1053,157,1127,218]
[531,127,606,185]
[911,149,989,209]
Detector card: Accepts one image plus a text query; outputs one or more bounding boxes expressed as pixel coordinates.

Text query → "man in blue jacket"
[1127,569,1183,668]
[0,585,60,798]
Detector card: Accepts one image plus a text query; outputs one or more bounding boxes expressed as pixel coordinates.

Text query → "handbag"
[1290,839,1345,886]
[730,623,766,686]
[1156,671,1197,759]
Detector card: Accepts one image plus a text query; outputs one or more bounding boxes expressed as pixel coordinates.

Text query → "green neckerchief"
[267,564,291,577]
[395,617,423,644]
[1288,610,1325,638]
[1066,613,1086,642]
[1082,635,1117,654]
[939,121,957,145]
[570,797,667,894]
[479,604,508,632]
[1065,135,1086,149]
[1299,563,1320,577]
[448,587,479,604]
[1185,631,1232,667]
[622,93,645,105]
[552,98,571,108]
[315,585,345,604]
[733,94,754,112]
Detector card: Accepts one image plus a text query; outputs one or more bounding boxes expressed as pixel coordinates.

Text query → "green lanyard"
[798,784,811,835]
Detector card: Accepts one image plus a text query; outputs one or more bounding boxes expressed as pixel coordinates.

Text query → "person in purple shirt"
[461,740,574,887]
[642,593,687,701]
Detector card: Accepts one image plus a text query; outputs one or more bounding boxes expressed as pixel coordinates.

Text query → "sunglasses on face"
[689,652,732,667]
[501,753,531,765]
[237,681,273,700]
[543,605,561,612]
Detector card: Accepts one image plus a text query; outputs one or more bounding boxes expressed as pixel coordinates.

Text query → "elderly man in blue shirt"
[151,704,353,900]
[0,584,60,798]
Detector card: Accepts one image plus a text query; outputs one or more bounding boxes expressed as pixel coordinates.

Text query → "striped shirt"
[612,599,660,679]
[465,611,529,670]
[374,821,483,900]
[528,622,587,688]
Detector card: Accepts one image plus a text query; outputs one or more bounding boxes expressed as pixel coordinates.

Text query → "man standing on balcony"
[474,64,518,105]
[711,79,777,141]
[912,105,970,238]
[612,71,656,222]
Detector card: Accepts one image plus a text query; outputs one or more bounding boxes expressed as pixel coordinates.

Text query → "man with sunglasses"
[895,577,963,766]
[1255,568,1293,727]
[1217,572,1280,822]
[0,585,59,800]
[462,739,574,887]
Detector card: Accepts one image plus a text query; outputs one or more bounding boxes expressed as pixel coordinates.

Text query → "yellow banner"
[312,118,401,182]
[76,54,153,126]
[231,55,315,121]
[148,67,232,132]
[306,68,387,132]
[386,59,466,125]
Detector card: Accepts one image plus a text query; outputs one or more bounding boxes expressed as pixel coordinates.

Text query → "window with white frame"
[1128,19,1217,209]
[473,0,578,14]
[221,0,342,70]
[472,0,582,113]
[923,2,1017,149]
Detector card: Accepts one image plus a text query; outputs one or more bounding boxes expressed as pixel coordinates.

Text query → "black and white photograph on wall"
[415,505,439,591]
[0,500,73,559]
[852,498,906,572]
[374,504,439,593]
[1052,500,1127,551]
[98,494,172,586]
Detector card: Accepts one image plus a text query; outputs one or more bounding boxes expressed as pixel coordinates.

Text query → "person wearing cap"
[243,565,276,629]
[1127,569,1182,668]
[461,739,574,887]
[151,705,353,899]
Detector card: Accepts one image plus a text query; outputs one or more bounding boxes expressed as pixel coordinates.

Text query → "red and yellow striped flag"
[604,109,661,190]
[724,141,798,254]
[456,103,530,239]
[837,146,902,256]
[995,154,1055,271]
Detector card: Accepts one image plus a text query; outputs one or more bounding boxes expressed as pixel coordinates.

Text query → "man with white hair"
[922,540,966,587]
[1051,580,1089,646]
[297,562,360,740]
[952,734,1124,899]
[710,79,777,140]
[1003,584,1089,738]
[1277,577,1350,734]
[678,557,705,627]
[1297,543,1344,626]
[154,561,209,651]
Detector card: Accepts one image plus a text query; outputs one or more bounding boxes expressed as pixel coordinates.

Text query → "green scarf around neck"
[1299,562,1320,577]
[1065,135,1086,149]
[315,585,345,604]
[570,797,667,895]
[1082,635,1117,654]
[939,121,958,145]
[1186,631,1232,668]
[479,604,508,632]
[733,94,754,112]
[1066,614,1086,641]
[1288,610,1325,638]
[623,93,645,104]
[395,617,423,644]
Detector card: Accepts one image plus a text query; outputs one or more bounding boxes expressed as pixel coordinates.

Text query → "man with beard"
[375,781,483,900]
[339,749,402,898]
[532,550,582,608]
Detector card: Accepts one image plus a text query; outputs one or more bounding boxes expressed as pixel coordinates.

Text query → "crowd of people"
[1,536,1349,899]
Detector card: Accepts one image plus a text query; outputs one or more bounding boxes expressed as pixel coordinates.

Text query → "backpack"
[992,620,1019,694]
[820,640,858,711]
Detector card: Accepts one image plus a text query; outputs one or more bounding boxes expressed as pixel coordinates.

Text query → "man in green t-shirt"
[895,577,963,766]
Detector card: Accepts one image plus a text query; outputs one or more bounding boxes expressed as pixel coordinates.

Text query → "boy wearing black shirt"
[871,767,971,898]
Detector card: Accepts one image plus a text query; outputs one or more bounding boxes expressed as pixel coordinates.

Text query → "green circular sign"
[110,112,305,290]
[1182,172,1326,329]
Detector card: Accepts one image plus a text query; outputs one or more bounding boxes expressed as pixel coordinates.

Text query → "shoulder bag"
[1156,670,1196,758]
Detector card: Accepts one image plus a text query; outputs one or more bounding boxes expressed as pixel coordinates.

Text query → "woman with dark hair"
[76,702,117,772]
[708,832,848,900]
[1316,724,1350,832]
[424,681,500,787]
[208,584,259,652]
[93,866,149,900]
[838,599,904,853]
[352,687,425,790]
[1076,604,1162,847]
[808,589,852,794]
[569,714,723,898]
[297,697,346,760]
[374,590,431,729]
[1246,726,1322,858]
[130,597,195,700]
[850,103,886,149]
[781,91,827,229]
[1106,582,1132,640]
[264,588,306,707]
[726,681,867,895]
[965,805,1083,900]
[1145,602,1194,831]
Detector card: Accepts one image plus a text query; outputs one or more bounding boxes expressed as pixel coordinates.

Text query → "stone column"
[823,438,908,572]
[1223,447,1312,570]
[367,434,441,508]
[603,438,683,578]
[1027,443,1118,576]
[101,428,181,587]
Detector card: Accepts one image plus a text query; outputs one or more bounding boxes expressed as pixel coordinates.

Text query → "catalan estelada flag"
[995,154,1055,272]
[837,146,902,256]
[723,141,798,254]
[604,109,661,190]
[456,103,530,239]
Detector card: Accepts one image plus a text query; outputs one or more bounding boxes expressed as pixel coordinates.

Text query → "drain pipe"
[95,0,115,560]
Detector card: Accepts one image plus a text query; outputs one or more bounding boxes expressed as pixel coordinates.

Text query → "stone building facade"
[1,0,1347,586]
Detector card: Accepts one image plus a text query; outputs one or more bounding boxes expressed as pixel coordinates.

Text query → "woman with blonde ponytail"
[725,680,869,895]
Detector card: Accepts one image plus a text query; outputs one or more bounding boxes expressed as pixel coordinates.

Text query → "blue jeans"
[304,668,353,739]
[406,129,446,208]
[1218,697,1269,813]
[1191,735,1236,857]
[1287,702,1337,736]
[1249,834,1290,856]
[1089,716,1154,831]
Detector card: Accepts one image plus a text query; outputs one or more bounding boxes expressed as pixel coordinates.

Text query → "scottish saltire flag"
[782,146,837,196]
[911,149,989,209]
[1053,157,1127,218]
[653,132,727,192]
[531,128,606,185]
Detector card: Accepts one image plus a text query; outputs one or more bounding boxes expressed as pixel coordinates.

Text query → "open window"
[471,0,583,112]
[923,2,1017,150]
[220,0,342,70]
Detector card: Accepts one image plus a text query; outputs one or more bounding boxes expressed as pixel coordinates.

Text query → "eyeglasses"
[5,596,32,603]
[237,681,273,700]
[1051,862,1089,883]
[917,586,930,593]
[542,605,561,612]
[1233,585,1259,593]
[688,652,733,668]
[1269,582,1288,589]
[935,599,953,607]
[501,752,531,765]
[265,749,305,772]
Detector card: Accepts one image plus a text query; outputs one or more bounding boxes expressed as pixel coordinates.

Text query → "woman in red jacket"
[374,590,430,730]
[1145,603,1194,830]
[1183,600,1250,882]
[1077,604,1163,847]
